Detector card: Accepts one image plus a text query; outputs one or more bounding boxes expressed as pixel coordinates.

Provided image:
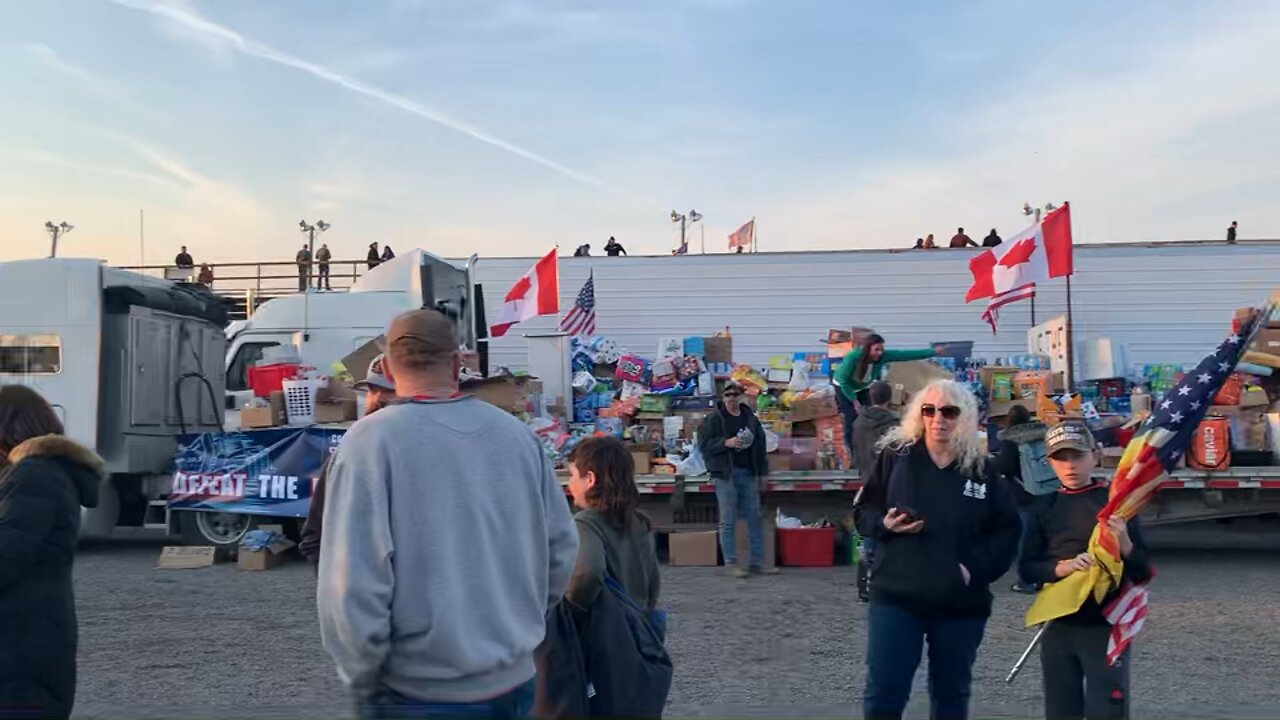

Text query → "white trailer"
[0,258,225,540]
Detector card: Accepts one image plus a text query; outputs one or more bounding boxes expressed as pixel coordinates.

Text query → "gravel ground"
[70,521,1280,719]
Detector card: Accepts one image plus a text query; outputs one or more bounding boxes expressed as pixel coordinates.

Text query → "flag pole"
[753,216,758,254]
[1065,275,1075,390]
[1030,293,1037,326]
[1007,621,1051,684]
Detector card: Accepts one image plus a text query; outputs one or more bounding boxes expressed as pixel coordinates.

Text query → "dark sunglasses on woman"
[920,404,961,420]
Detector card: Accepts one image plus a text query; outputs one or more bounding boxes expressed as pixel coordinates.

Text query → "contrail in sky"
[105,0,663,209]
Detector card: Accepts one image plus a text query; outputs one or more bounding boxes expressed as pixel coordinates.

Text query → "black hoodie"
[0,435,103,720]
[854,442,1020,618]
[851,405,898,473]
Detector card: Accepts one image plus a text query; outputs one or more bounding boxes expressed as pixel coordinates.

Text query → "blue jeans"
[715,468,764,567]
[361,678,536,719]
[864,603,987,720]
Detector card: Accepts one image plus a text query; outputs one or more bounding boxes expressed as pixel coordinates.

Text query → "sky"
[1,0,1278,264]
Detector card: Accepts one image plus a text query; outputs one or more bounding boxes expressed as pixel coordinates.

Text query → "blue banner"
[170,427,347,518]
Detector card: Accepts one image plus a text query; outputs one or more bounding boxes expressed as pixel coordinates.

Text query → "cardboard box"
[885,360,952,401]
[313,398,357,424]
[466,376,535,413]
[703,337,733,364]
[240,406,276,429]
[1241,386,1270,408]
[1100,447,1124,469]
[1249,328,1280,354]
[631,445,654,475]
[789,391,840,422]
[768,453,791,474]
[341,336,386,384]
[668,531,719,566]
[237,533,297,572]
[735,520,777,568]
[268,391,287,423]
[157,546,217,569]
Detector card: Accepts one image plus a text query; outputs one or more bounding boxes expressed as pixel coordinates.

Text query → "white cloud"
[767,4,1280,247]
[105,0,663,209]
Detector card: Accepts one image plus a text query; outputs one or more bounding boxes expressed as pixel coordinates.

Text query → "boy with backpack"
[995,404,1060,594]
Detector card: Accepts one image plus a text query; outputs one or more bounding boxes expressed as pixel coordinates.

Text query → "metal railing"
[119,259,376,320]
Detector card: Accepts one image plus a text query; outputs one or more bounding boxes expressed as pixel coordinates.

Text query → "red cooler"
[777,527,836,567]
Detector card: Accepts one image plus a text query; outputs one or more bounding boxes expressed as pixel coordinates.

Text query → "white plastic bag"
[764,428,780,454]
[788,359,812,391]
[677,443,708,477]
[775,508,803,529]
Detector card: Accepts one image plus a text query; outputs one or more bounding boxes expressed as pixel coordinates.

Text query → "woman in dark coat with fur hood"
[0,385,103,720]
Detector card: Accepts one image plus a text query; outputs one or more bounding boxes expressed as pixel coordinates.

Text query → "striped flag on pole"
[1102,580,1149,666]
[559,272,596,336]
[981,283,1035,333]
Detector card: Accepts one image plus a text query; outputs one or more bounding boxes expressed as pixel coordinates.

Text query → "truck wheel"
[178,510,251,548]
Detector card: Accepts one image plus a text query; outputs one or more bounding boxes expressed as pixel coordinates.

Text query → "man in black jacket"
[1020,420,1152,720]
[298,358,396,569]
[698,382,773,578]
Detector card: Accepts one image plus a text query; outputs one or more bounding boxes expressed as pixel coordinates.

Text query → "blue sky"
[2,0,1278,264]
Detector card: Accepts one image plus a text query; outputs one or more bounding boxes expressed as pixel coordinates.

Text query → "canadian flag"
[965,203,1074,302]
[490,248,559,338]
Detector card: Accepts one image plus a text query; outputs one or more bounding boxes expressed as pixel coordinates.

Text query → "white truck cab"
[224,250,480,398]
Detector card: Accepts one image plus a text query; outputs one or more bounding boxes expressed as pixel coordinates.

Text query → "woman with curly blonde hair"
[854,379,1020,720]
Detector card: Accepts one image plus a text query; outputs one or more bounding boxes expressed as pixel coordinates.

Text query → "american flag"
[1029,301,1276,664]
[559,273,596,336]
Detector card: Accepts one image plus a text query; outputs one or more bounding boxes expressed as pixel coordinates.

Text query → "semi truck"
[0,258,226,541]
[0,251,484,546]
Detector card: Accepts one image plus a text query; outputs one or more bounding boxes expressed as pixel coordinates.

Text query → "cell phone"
[895,506,923,524]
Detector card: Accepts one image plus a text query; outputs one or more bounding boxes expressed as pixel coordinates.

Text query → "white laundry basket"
[282,378,324,426]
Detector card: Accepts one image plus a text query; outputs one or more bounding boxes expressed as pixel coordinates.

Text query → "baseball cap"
[353,354,395,392]
[1045,420,1096,456]
[386,309,456,352]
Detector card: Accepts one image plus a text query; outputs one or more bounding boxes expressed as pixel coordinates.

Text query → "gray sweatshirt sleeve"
[317,430,395,696]
[542,455,579,609]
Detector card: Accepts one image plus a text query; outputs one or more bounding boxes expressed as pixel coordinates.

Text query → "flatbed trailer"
[168,424,1280,547]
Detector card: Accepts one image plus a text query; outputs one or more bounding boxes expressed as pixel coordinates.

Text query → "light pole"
[670,209,702,255]
[298,219,330,289]
[45,221,73,258]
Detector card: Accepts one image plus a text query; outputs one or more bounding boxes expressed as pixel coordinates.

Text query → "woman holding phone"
[854,379,1020,720]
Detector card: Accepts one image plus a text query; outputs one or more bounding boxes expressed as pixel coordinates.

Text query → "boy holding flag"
[1019,420,1152,719]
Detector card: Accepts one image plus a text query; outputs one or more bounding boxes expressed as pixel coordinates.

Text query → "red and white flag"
[728,218,755,250]
[490,248,559,338]
[1103,580,1150,667]
[981,284,1035,333]
[965,203,1074,302]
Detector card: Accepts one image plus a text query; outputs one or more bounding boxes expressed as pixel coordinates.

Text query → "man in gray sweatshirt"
[318,309,579,717]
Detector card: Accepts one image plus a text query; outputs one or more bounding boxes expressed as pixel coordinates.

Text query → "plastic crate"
[282,378,323,426]
[777,527,836,567]
[247,363,301,398]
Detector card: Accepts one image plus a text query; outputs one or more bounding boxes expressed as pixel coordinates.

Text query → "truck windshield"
[226,341,280,391]
[0,334,62,375]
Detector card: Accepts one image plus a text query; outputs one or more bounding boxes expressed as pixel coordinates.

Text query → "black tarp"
[103,282,232,327]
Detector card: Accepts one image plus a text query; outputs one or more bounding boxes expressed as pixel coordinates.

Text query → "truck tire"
[177,510,251,549]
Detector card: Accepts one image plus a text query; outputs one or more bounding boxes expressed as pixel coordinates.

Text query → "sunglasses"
[921,404,962,420]
[724,392,742,399]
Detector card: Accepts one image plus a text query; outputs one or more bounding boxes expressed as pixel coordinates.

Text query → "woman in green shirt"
[834,333,939,420]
